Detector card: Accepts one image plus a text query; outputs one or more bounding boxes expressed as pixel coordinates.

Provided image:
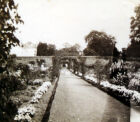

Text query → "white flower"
[100,81,140,104]
[30,81,51,103]
[14,105,35,122]
[13,70,22,77]
[84,74,98,83]
[32,79,43,85]
[14,81,52,121]
[78,72,82,76]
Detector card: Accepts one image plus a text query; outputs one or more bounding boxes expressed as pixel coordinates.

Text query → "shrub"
[110,60,129,88]
[0,74,26,121]
[52,57,60,80]
[16,63,31,83]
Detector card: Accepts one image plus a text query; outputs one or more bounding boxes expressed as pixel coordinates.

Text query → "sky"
[11,0,140,56]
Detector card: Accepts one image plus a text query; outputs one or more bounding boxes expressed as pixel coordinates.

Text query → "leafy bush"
[52,57,60,80]
[0,59,31,121]
[110,60,129,88]
[128,70,140,92]
[16,63,30,82]
[0,0,23,120]
[0,74,26,121]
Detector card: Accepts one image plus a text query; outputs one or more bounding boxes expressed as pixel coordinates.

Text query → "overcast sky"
[11,0,139,56]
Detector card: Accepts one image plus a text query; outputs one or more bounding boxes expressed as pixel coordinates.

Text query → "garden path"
[48,68,130,122]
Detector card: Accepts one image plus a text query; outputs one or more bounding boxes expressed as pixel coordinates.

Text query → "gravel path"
[48,68,130,122]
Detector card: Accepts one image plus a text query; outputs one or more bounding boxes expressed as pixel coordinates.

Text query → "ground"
[48,68,130,122]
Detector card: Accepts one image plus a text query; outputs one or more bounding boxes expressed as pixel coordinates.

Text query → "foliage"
[0,74,26,121]
[84,58,111,83]
[0,1,23,120]
[29,61,35,65]
[36,59,45,67]
[37,42,56,56]
[52,57,60,80]
[127,43,140,57]
[127,4,140,57]
[37,42,48,56]
[0,57,26,121]
[0,61,30,121]
[100,81,140,105]
[56,43,80,56]
[72,59,80,73]
[128,76,140,91]
[47,44,56,56]
[69,56,112,83]
[16,63,30,82]
[83,30,116,56]
[110,60,129,88]
[0,0,23,71]
[78,57,86,77]
[112,46,120,62]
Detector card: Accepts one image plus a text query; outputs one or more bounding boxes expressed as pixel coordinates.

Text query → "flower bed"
[30,79,44,85]
[71,69,140,106]
[14,81,51,122]
[84,74,98,84]
[30,82,51,103]
[14,105,36,122]
[73,70,98,84]
[128,71,140,91]
[100,81,140,105]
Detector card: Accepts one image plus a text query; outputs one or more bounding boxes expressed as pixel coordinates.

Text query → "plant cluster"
[14,81,51,122]
[72,68,140,105]
[0,57,29,121]
[110,60,129,88]
[0,0,23,120]
[30,81,51,104]
[127,4,140,57]
[128,71,140,91]
[101,81,140,105]
[14,105,36,122]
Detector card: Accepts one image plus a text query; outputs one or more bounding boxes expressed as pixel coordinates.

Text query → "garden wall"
[68,56,112,81]
[81,56,112,66]
[16,56,53,67]
[16,56,140,67]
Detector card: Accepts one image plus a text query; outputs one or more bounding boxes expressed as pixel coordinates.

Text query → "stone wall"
[16,56,139,72]
[81,56,112,66]
[16,56,54,67]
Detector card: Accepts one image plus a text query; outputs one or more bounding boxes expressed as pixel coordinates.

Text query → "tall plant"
[127,4,140,57]
[0,0,23,73]
[0,0,23,121]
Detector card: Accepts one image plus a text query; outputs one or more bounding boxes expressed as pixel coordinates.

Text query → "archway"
[60,57,70,68]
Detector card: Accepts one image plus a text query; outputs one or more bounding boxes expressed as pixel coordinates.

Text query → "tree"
[37,42,55,56]
[56,43,80,56]
[47,44,56,56]
[37,42,48,56]
[72,43,81,52]
[0,0,23,72]
[83,30,116,56]
[127,4,140,57]
[0,0,23,121]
